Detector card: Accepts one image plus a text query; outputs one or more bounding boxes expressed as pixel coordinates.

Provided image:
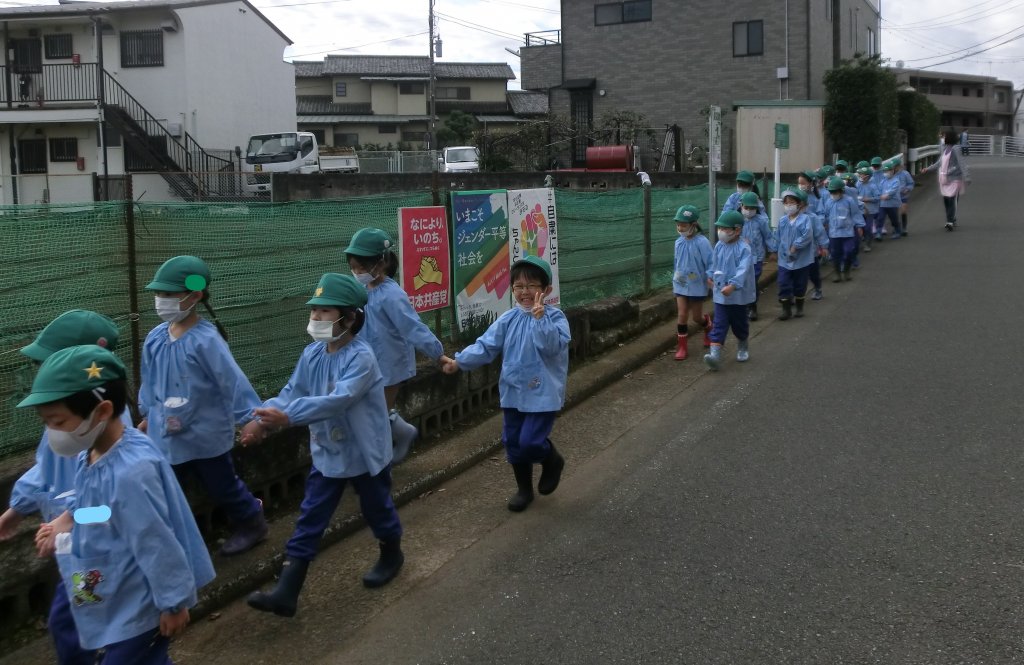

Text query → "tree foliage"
[475,114,576,171]
[824,55,899,160]
[898,90,940,148]
[436,110,478,148]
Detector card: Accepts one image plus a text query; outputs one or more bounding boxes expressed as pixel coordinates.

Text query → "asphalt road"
[6,157,1021,665]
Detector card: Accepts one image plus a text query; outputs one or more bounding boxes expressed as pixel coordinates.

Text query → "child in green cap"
[671,204,713,360]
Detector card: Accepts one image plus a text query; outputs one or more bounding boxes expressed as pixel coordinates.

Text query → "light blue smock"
[708,239,755,306]
[454,307,570,413]
[879,175,902,208]
[139,319,260,464]
[898,169,915,202]
[10,411,135,521]
[262,336,392,479]
[810,211,829,249]
[364,278,443,386]
[740,212,772,263]
[871,167,885,187]
[722,191,766,215]
[672,233,713,297]
[56,427,215,650]
[772,212,815,270]
[856,180,881,215]
[820,195,866,238]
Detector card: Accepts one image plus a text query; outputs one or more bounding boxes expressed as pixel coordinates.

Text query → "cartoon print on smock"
[71,569,105,606]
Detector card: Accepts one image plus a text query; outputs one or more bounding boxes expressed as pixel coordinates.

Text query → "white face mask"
[830,192,843,200]
[799,184,812,192]
[48,408,107,457]
[736,185,750,194]
[717,230,733,242]
[741,208,756,219]
[353,272,374,287]
[883,171,893,178]
[307,318,349,343]
[784,204,798,215]
[155,295,193,323]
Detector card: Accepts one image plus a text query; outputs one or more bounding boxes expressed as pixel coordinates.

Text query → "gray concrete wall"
[520,43,562,91]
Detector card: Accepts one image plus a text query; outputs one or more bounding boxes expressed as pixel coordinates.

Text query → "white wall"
[736,106,825,173]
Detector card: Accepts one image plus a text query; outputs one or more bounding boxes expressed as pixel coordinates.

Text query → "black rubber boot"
[778,299,793,321]
[362,537,405,588]
[507,463,534,512]
[747,303,758,321]
[794,297,805,318]
[537,443,565,496]
[247,557,309,618]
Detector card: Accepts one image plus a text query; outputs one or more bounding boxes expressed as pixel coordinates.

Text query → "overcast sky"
[250,0,1021,90]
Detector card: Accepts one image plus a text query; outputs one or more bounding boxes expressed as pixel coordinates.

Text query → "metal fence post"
[123,175,143,409]
[642,177,652,295]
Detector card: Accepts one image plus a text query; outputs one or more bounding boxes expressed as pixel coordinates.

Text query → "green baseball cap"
[18,345,127,408]
[835,159,850,170]
[882,159,897,170]
[870,156,883,166]
[511,255,552,283]
[739,192,760,208]
[827,176,845,192]
[735,170,755,185]
[145,256,210,292]
[856,166,871,176]
[714,210,744,228]
[820,165,835,177]
[674,205,700,223]
[344,228,393,258]
[21,310,120,362]
[781,187,807,203]
[307,273,368,308]
[856,160,869,169]
[801,169,819,182]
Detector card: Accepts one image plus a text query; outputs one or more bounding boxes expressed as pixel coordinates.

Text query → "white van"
[439,146,481,173]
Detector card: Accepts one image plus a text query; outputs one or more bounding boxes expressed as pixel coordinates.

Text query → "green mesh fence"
[2,185,728,459]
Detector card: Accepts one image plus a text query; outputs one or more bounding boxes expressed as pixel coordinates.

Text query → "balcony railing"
[524,30,560,46]
[0,63,99,106]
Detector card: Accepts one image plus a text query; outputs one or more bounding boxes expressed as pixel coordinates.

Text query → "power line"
[257,0,354,8]
[435,11,523,42]
[883,0,1006,29]
[918,30,1024,69]
[477,0,559,14]
[286,31,429,59]
[897,23,1024,63]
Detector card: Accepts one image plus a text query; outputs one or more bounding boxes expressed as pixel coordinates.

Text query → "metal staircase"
[102,72,231,201]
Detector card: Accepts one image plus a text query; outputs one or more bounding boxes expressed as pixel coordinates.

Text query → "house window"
[378,124,397,134]
[333,132,358,147]
[11,38,42,74]
[310,129,326,144]
[399,82,425,95]
[435,86,471,100]
[49,137,78,162]
[865,27,875,56]
[44,34,73,59]
[733,21,764,57]
[120,30,164,67]
[976,89,983,98]
[962,88,969,96]
[996,90,1006,103]
[18,139,47,174]
[595,0,651,25]
[335,82,347,97]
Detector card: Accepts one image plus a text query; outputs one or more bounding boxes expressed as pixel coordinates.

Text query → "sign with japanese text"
[451,190,511,332]
[397,206,451,313]
[507,187,560,305]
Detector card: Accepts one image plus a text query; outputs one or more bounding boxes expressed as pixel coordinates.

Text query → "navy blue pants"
[777,265,811,300]
[752,261,763,303]
[286,465,402,561]
[501,409,557,464]
[829,236,856,270]
[173,451,261,525]
[49,584,96,665]
[880,206,901,235]
[50,588,170,665]
[808,256,822,289]
[709,303,749,344]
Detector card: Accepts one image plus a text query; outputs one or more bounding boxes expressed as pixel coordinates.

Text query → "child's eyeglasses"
[512,284,543,293]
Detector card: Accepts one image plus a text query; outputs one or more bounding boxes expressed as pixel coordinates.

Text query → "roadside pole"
[708,106,721,242]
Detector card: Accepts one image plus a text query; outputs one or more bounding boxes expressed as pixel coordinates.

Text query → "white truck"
[241,132,359,194]
[438,145,481,173]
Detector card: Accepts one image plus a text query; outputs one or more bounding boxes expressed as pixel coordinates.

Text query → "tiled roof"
[436,101,510,114]
[295,55,514,80]
[508,91,547,116]
[298,115,429,124]
[296,96,371,114]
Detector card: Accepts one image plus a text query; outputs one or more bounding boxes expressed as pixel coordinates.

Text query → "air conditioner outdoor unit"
[160,18,178,32]
[167,122,182,137]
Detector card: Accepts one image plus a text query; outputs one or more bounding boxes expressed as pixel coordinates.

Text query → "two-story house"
[892,68,1016,137]
[293,54,545,149]
[520,0,880,168]
[0,0,295,204]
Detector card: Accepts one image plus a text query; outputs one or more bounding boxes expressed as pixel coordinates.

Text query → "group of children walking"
[673,155,916,372]
[1,232,569,662]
